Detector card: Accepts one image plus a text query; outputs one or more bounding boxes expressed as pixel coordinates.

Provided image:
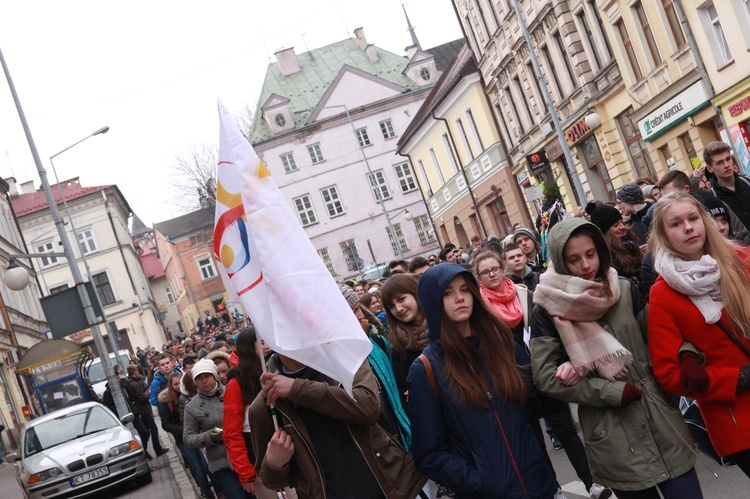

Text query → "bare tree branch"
[233,102,255,141]
[169,144,217,214]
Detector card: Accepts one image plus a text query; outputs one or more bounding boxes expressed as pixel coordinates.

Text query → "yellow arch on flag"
[217,181,242,208]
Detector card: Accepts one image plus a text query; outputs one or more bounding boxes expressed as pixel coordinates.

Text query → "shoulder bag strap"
[716,320,750,360]
[418,353,439,400]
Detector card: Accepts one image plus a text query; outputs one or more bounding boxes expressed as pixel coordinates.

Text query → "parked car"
[7,402,151,499]
[87,350,132,399]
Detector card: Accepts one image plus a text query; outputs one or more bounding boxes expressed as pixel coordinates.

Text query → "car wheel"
[135,469,153,486]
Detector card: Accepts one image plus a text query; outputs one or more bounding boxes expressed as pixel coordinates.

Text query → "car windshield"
[88,353,130,384]
[24,406,118,457]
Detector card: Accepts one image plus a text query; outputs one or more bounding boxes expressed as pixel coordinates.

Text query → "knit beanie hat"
[616,183,645,205]
[339,285,360,309]
[191,358,218,380]
[642,185,657,198]
[585,202,622,234]
[513,227,538,246]
[689,190,728,219]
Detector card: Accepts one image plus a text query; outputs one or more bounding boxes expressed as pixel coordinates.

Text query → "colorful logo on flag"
[214,161,251,277]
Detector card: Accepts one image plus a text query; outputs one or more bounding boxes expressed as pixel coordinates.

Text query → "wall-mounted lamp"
[584,110,602,129]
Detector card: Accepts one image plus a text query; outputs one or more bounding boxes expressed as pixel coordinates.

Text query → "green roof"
[250,38,420,144]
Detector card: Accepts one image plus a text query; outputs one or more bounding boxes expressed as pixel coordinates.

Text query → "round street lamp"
[4,260,30,291]
[403,209,413,222]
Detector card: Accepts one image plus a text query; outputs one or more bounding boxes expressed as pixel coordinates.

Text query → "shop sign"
[728,96,750,118]
[637,81,709,141]
[525,150,550,173]
[565,118,593,146]
[31,359,63,375]
[516,170,530,185]
[546,138,563,161]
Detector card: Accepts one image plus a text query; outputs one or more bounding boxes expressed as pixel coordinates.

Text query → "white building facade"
[249,29,461,278]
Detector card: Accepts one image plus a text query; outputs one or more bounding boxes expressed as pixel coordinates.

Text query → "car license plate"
[70,466,109,486]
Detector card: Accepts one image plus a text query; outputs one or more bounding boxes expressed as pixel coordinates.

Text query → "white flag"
[213,101,371,396]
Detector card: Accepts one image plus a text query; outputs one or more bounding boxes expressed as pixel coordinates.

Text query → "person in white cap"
[184,359,254,498]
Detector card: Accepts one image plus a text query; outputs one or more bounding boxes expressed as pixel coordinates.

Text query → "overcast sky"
[0,1,463,227]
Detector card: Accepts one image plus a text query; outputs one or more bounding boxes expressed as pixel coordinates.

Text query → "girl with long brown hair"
[407,263,556,498]
[649,191,750,478]
[381,273,428,406]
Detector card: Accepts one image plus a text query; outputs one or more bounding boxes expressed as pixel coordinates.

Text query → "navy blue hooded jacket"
[407,263,556,499]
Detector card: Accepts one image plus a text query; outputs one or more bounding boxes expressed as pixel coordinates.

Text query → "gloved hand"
[737,364,750,395]
[209,427,223,443]
[620,383,643,407]
[679,352,709,396]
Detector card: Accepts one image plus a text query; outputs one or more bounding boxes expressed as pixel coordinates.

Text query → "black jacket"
[711,174,750,231]
[123,376,152,416]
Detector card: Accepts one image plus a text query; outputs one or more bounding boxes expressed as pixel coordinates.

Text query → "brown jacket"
[249,358,426,499]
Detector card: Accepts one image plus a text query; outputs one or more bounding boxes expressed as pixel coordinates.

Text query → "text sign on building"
[565,118,593,146]
[526,151,550,173]
[637,82,709,142]
[31,359,63,375]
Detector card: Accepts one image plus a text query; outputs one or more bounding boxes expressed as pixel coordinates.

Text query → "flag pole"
[257,336,280,431]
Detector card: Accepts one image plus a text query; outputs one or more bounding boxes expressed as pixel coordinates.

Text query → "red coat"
[649,274,750,456]
[223,378,257,483]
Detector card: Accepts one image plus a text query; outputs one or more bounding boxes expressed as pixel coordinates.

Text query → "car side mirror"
[120,413,135,424]
[5,452,18,463]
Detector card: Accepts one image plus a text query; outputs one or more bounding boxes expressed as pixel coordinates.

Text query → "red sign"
[22,405,32,418]
[565,118,592,146]
[729,96,750,118]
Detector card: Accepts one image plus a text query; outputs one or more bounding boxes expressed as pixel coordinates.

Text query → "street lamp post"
[301,104,406,259]
[49,127,123,358]
[511,0,588,207]
[0,47,130,418]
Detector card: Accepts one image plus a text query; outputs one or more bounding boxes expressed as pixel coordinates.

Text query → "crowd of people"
[100,141,750,498]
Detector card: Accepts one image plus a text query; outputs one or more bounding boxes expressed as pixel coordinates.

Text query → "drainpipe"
[432,111,489,239]
[673,0,733,152]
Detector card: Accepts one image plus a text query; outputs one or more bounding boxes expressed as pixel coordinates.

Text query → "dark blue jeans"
[178,442,213,497]
[611,467,703,499]
[141,412,166,453]
[211,468,254,499]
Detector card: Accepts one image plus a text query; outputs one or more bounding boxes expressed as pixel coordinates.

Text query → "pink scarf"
[480,278,523,328]
[533,263,632,381]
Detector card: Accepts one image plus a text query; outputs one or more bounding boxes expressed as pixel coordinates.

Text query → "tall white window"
[356,127,371,147]
[442,134,459,174]
[386,223,409,255]
[339,239,361,272]
[165,286,175,305]
[76,229,97,255]
[414,215,436,244]
[367,170,391,201]
[465,108,484,151]
[307,143,324,164]
[320,186,344,217]
[393,163,417,193]
[455,118,475,161]
[379,120,396,139]
[198,257,217,280]
[429,148,446,184]
[281,152,297,173]
[92,272,117,305]
[36,242,59,268]
[317,248,336,276]
[416,159,433,195]
[293,194,318,226]
[706,4,732,64]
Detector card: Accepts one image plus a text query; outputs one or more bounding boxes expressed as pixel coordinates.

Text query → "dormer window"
[420,68,431,81]
[275,114,287,127]
[261,93,293,135]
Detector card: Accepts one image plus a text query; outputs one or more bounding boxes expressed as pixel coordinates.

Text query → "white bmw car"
[7,402,151,499]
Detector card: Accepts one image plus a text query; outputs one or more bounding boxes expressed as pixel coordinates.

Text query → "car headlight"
[109,440,140,457]
[28,467,63,485]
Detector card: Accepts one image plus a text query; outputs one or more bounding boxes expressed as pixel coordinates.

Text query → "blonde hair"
[649,191,750,338]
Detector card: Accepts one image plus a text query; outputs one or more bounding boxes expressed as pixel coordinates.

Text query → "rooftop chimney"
[365,44,378,63]
[275,47,300,76]
[5,177,18,196]
[20,180,35,194]
[406,44,419,59]
[354,27,368,51]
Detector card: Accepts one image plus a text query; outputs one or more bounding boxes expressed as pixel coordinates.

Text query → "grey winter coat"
[183,383,230,473]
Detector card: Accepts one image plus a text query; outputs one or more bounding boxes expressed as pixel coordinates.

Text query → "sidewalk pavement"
[157,413,201,499]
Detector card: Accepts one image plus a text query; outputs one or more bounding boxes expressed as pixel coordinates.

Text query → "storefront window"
[581,136,616,201]
[616,108,655,179]
[712,116,730,144]
[660,145,675,170]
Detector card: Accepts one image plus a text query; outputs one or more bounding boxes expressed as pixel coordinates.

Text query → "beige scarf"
[533,263,632,381]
